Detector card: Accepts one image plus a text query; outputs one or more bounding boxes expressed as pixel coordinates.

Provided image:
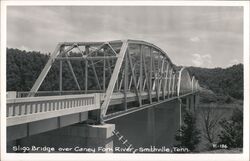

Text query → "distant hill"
[186,64,243,100]
[6,48,243,100]
[7,48,88,91]
[7,48,49,91]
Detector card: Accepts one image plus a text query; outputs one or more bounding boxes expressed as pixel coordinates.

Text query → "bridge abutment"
[7,123,115,153]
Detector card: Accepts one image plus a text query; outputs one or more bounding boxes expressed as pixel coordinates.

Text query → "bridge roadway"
[7,90,195,126]
[6,90,197,141]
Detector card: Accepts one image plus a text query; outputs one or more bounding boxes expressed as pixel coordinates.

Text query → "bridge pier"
[147,108,156,145]
[186,97,190,110]
[194,94,200,110]
[7,123,115,153]
[190,95,194,112]
[81,123,115,153]
[183,94,199,113]
[178,94,199,129]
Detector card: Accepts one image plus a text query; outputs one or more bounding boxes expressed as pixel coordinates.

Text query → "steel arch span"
[27,39,200,122]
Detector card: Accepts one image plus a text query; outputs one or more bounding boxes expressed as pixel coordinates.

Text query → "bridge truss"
[26,39,200,123]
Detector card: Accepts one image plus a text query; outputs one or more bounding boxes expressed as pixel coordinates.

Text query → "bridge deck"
[6,91,196,127]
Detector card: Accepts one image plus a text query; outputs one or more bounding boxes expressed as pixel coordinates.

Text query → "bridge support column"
[82,123,115,153]
[190,95,194,112]
[147,108,155,145]
[194,94,200,111]
[186,97,190,110]
[178,98,183,130]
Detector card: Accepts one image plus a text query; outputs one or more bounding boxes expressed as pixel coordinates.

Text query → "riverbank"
[195,88,243,153]
[199,88,243,108]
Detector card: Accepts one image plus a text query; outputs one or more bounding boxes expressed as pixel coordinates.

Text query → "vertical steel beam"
[172,74,176,97]
[100,40,128,120]
[59,46,64,94]
[152,51,159,101]
[168,68,173,98]
[143,78,146,91]
[59,60,62,93]
[142,46,151,102]
[136,77,140,90]
[124,52,128,110]
[106,56,116,91]
[177,68,184,97]
[161,61,166,99]
[139,45,143,104]
[191,76,195,93]
[149,47,153,103]
[85,46,89,94]
[128,66,135,91]
[60,48,81,91]
[118,69,125,91]
[163,63,169,97]
[118,70,124,91]
[66,58,81,90]
[157,53,161,101]
[128,48,142,106]
[103,57,106,91]
[159,59,165,99]
[90,60,101,90]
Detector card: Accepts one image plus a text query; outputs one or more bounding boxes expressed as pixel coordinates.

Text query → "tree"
[218,108,243,148]
[175,111,201,152]
[187,64,243,100]
[200,105,224,148]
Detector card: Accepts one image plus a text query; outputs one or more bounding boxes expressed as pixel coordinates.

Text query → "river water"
[108,100,181,152]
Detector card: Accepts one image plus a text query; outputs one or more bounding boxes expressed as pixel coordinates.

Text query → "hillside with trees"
[186,64,243,100]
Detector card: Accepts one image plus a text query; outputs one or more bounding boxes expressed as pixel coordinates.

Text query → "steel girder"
[28,40,122,97]
[177,67,200,97]
[27,39,200,123]
[100,40,181,121]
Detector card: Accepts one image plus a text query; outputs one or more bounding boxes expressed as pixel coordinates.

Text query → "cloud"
[228,59,240,67]
[7,6,243,68]
[191,53,212,67]
[19,45,32,51]
[190,36,200,42]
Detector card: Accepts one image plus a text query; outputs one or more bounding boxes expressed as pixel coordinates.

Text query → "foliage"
[199,106,225,149]
[218,108,243,148]
[175,111,201,152]
[7,48,49,91]
[186,65,243,100]
[6,48,107,92]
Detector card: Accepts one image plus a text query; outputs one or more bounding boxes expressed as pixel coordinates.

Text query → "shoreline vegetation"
[195,88,243,153]
[199,88,243,109]
[175,63,243,153]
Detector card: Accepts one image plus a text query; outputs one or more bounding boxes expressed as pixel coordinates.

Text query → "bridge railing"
[15,90,106,98]
[7,93,101,126]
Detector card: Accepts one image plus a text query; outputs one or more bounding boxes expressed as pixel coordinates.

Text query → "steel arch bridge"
[23,39,200,123]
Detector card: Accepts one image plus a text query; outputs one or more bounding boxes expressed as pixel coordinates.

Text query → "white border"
[1,1,249,161]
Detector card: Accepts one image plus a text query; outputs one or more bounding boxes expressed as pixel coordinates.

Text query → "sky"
[7,6,243,68]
